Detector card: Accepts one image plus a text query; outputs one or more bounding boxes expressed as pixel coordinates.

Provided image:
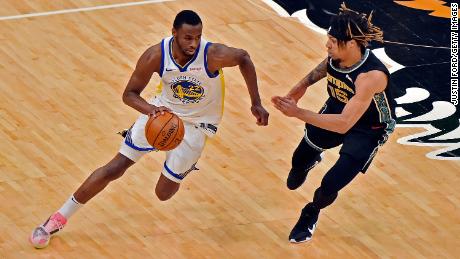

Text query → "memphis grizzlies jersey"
[325,49,396,131]
[152,36,225,132]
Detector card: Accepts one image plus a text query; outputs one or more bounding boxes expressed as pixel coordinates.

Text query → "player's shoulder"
[206,43,227,55]
[142,43,162,60]
[355,70,388,92]
[137,43,162,66]
[207,43,247,60]
[132,42,163,73]
[359,70,387,81]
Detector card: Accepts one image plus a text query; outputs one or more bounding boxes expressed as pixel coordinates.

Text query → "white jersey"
[150,36,225,135]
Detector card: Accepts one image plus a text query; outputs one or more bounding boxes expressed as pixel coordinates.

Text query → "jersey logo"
[345,74,352,83]
[327,73,354,103]
[170,76,205,104]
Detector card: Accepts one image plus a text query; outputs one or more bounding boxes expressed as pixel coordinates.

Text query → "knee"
[291,143,322,169]
[155,174,180,201]
[155,187,174,201]
[155,182,178,201]
[317,183,338,197]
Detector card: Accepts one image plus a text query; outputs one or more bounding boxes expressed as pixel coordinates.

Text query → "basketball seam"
[151,115,174,147]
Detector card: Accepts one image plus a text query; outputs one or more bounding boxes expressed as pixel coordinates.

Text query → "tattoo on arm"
[300,58,328,88]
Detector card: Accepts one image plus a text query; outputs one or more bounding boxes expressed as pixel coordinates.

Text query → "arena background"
[0,1,458,258]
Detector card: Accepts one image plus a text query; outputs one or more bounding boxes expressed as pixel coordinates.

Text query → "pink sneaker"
[29,212,67,248]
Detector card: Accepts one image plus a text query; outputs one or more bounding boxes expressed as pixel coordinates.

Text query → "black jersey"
[325,49,396,132]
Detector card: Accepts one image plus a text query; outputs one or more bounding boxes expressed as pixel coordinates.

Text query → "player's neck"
[339,49,363,69]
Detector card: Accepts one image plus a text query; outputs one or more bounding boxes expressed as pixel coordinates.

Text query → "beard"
[182,49,195,57]
[177,41,196,57]
[330,57,341,65]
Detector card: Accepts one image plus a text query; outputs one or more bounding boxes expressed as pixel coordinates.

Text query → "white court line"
[0,0,174,21]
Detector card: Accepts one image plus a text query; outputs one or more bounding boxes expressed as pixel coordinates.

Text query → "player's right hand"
[271,96,299,117]
[284,94,299,104]
[149,105,171,118]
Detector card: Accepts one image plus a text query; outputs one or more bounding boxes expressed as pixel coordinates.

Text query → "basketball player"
[30,10,269,248]
[272,3,396,243]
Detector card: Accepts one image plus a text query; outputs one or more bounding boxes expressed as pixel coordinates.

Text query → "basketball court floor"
[0,0,458,258]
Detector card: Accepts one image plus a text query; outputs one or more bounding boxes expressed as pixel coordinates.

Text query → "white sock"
[57,195,83,219]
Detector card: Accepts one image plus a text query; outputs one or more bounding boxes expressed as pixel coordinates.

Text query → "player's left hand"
[271,96,299,117]
[251,104,269,126]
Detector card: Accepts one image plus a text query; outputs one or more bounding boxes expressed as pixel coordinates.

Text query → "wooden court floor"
[0,0,459,258]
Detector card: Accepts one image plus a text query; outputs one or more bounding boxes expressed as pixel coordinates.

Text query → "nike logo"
[165,68,176,71]
[308,223,317,233]
[345,74,352,82]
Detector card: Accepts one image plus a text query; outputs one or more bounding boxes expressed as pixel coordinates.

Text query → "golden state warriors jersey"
[151,36,225,135]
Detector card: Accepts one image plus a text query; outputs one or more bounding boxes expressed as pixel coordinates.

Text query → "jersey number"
[328,85,349,103]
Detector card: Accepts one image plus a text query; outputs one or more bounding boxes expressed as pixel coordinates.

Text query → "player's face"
[326,34,343,61]
[173,23,203,57]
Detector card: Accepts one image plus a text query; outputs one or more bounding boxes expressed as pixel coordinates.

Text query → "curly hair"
[328,2,383,48]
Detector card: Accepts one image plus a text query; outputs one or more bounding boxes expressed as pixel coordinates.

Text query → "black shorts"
[304,123,389,173]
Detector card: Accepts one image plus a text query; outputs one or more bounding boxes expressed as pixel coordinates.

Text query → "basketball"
[145,111,184,151]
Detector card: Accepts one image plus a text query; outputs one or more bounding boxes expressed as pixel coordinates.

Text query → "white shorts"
[119,114,206,183]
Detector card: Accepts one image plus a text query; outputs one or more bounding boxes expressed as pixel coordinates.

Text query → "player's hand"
[251,104,269,126]
[149,105,171,118]
[271,96,299,117]
[284,94,299,104]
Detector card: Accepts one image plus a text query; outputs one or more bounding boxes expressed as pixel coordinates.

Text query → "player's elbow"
[237,49,251,65]
[336,126,349,134]
[336,118,353,134]
[122,90,136,105]
[122,91,130,105]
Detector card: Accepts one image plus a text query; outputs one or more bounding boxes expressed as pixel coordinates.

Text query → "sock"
[57,195,83,219]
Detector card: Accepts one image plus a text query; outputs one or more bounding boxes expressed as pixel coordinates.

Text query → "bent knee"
[155,188,175,201]
[100,155,134,181]
[155,174,180,201]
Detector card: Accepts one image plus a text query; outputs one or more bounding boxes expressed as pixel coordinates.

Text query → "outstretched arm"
[285,58,328,103]
[122,44,170,117]
[273,70,388,133]
[207,43,269,126]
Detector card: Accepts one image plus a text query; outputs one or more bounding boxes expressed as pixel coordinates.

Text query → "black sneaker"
[287,154,322,190]
[289,204,319,243]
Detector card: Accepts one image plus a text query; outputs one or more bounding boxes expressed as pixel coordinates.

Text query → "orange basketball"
[145,111,184,151]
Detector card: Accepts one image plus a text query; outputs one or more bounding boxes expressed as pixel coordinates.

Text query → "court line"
[0,0,174,21]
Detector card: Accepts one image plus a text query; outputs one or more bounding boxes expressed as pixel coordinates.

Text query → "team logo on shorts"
[170,76,205,104]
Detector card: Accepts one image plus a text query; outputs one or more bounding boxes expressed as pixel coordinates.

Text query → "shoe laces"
[44,214,66,233]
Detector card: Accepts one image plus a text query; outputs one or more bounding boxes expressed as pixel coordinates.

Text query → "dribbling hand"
[149,105,171,118]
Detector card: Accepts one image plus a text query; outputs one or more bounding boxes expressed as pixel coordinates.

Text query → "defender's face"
[326,34,343,61]
[173,24,203,56]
